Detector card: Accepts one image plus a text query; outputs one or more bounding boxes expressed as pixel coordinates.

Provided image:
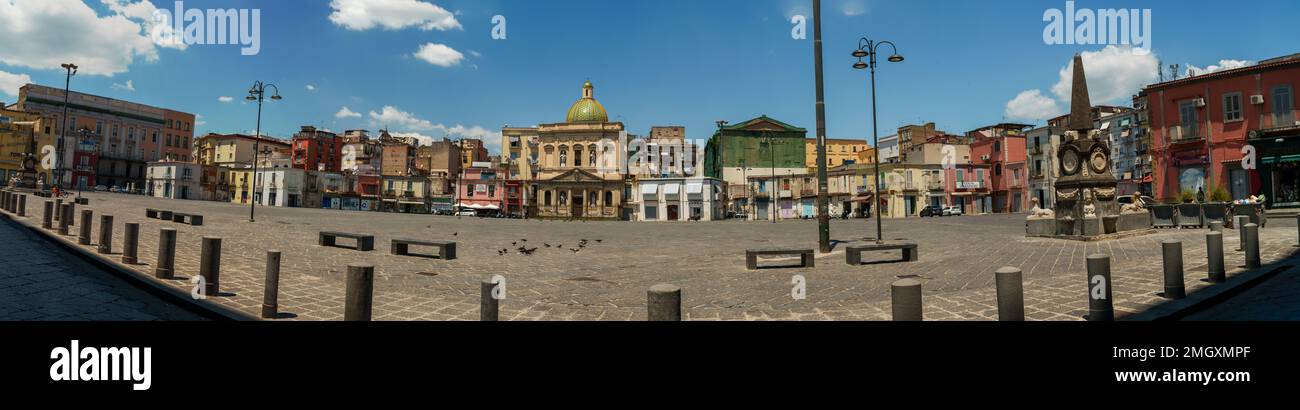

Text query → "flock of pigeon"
[497,238,603,256]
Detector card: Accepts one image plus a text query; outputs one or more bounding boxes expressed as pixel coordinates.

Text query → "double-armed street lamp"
[56,63,77,195]
[246,81,282,222]
[853,37,904,244]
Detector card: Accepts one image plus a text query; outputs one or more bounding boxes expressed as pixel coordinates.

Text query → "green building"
[704,116,808,219]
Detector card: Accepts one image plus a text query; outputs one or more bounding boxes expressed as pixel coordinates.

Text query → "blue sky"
[1,0,1297,154]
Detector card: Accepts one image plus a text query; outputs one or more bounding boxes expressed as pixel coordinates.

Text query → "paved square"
[9,191,1300,321]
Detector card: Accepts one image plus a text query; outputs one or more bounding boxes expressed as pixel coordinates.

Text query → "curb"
[1,208,258,321]
[1126,261,1296,321]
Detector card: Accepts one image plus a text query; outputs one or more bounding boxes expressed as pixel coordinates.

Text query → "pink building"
[944,163,992,214]
[456,166,504,215]
[968,124,1031,213]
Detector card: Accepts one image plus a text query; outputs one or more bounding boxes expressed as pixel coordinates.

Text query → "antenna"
[1157,59,1164,82]
[1169,64,1180,80]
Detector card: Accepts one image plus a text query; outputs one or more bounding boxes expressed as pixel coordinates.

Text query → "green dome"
[566,98,608,123]
[565,80,608,123]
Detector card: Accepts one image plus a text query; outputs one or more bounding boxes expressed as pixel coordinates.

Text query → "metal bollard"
[344,265,375,321]
[122,223,139,264]
[53,198,62,221]
[97,215,113,254]
[41,201,52,229]
[77,209,92,244]
[647,284,682,321]
[262,251,281,319]
[1296,214,1300,246]
[1236,215,1249,251]
[995,267,1025,321]
[1210,220,1223,233]
[1161,240,1185,299]
[57,204,71,235]
[1086,254,1114,321]
[17,195,25,217]
[1207,231,1226,283]
[199,237,222,297]
[67,202,75,227]
[1245,223,1261,269]
[891,278,923,321]
[480,279,500,321]
[155,229,177,279]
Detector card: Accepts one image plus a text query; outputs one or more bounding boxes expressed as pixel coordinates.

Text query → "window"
[1275,85,1294,124]
[1179,101,1198,130]
[544,191,552,206]
[976,169,985,182]
[956,169,965,182]
[605,190,613,205]
[573,147,583,167]
[644,202,658,220]
[1223,92,1243,122]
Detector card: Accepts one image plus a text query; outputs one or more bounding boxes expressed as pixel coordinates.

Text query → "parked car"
[943,206,963,216]
[109,186,122,193]
[456,209,477,217]
[93,185,108,192]
[920,205,945,217]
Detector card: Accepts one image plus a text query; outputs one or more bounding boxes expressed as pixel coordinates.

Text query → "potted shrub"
[1203,186,1230,227]
[1150,202,1176,228]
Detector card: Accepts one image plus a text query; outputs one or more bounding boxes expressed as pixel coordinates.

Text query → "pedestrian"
[1197,187,1205,203]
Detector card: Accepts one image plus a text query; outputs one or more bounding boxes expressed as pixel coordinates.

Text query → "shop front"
[1250,126,1300,208]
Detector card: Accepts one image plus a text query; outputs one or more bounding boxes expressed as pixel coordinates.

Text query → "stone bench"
[319,231,375,251]
[172,212,204,226]
[745,248,815,270]
[146,208,173,220]
[846,243,919,265]
[391,239,457,260]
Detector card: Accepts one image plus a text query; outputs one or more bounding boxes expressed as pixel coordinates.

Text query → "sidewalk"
[1184,265,1300,321]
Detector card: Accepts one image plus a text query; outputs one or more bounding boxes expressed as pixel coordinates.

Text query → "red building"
[967,123,1031,213]
[1143,53,1300,204]
[291,126,342,172]
[71,135,98,190]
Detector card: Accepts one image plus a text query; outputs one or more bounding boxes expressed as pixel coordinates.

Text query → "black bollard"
[77,209,92,244]
[17,195,25,217]
[199,237,222,297]
[1086,254,1114,321]
[344,265,374,321]
[995,267,1025,321]
[481,279,500,321]
[1244,223,1261,269]
[57,203,71,235]
[1236,215,1249,251]
[1161,240,1185,299]
[262,251,281,319]
[155,229,177,279]
[97,215,113,254]
[1207,231,1226,283]
[647,284,682,321]
[122,223,139,264]
[41,201,52,229]
[891,278,923,321]
[53,198,61,221]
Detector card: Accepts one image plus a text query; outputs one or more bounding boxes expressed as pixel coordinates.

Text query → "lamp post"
[853,37,904,244]
[811,0,831,252]
[246,81,282,222]
[761,132,778,223]
[56,63,77,194]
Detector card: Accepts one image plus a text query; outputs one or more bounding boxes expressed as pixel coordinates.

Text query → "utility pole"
[811,0,832,252]
[56,63,77,194]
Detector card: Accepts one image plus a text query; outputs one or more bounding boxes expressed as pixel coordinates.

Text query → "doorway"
[571,193,584,218]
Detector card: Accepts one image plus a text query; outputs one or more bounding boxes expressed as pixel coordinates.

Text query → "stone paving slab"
[4,191,1298,321]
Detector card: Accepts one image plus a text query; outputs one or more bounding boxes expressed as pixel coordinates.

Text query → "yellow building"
[227,167,254,204]
[532,80,626,220]
[195,133,291,167]
[1,108,55,188]
[805,138,869,168]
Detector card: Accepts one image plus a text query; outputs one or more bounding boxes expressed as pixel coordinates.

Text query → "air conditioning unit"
[1251,95,1266,105]
[980,155,990,161]
[1193,98,1207,107]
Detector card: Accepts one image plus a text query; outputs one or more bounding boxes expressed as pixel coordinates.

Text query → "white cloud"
[328,0,462,31]
[218,96,235,103]
[306,84,317,91]
[1049,45,1159,105]
[390,132,436,146]
[841,0,869,16]
[335,106,362,119]
[1186,59,1255,77]
[0,70,32,97]
[412,43,465,67]
[368,106,435,130]
[100,0,185,51]
[195,114,206,126]
[1004,90,1062,122]
[0,0,173,76]
[448,125,502,153]
[111,79,135,92]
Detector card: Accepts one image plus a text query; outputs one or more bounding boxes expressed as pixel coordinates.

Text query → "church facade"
[506,81,628,220]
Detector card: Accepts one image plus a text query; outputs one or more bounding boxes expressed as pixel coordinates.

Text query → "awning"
[664,183,681,201]
[686,183,704,200]
[1262,154,1300,165]
[641,184,658,199]
[398,201,425,205]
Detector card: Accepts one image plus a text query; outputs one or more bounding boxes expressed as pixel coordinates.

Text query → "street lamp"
[761,132,778,223]
[853,37,903,244]
[56,63,77,195]
[246,81,281,222]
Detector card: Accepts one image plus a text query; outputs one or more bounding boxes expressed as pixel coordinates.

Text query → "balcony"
[926,181,943,191]
[1169,125,1204,143]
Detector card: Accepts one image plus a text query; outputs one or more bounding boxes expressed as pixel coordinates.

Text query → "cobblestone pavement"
[0,213,204,321]
[5,191,1299,321]
[1185,266,1300,321]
